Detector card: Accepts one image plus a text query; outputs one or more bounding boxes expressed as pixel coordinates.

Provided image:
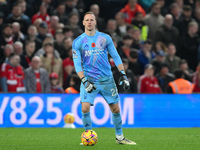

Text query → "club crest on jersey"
[91,43,96,47]
[96,36,106,49]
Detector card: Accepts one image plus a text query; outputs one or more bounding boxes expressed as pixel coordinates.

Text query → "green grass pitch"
[0,128,199,150]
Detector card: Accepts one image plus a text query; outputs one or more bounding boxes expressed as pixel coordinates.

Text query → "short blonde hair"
[83,11,96,20]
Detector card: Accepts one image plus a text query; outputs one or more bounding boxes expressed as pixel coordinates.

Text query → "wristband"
[81,77,87,84]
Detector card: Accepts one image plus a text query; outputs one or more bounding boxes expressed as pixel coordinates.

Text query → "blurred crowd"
[0,0,200,94]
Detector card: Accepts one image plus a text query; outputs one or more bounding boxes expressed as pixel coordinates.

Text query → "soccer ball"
[81,130,98,146]
[64,113,75,124]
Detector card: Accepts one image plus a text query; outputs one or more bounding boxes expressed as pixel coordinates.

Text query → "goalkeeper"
[72,11,136,145]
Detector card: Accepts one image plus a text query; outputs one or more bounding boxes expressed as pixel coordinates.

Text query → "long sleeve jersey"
[72,31,122,82]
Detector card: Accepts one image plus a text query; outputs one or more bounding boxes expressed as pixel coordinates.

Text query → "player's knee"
[82,102,90,113]
[112,107,120,113]
[82,107,90,113]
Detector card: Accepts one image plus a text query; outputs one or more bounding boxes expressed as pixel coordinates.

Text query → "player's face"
[83,14,96,31]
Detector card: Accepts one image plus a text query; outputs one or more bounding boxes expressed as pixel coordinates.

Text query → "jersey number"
[111,88,117,96]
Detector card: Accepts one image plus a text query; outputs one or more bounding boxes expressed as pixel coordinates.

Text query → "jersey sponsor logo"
[85,50,92,57]
[84,49,104,57]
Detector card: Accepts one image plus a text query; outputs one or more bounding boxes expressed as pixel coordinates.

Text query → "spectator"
[54,29,65,57]
[132,12,148,43]
[33,18,43,31]
[40,0,56,15]
[138,39,155,72]
[174,0,183,10]
[104,19,121,42]
[138,63,162,93]
[12,22,25,43]
[56,23,64,30]
[0,12,5,35]
[130,28,141,49]
[35,34,60,58]
[20,40,35,69]
[129,49,142,77]
[0,0,10,18]
[49,72,64,93]
[144,1,164,40]
[65,74,80,93]
[154,14,179,46]
[179,21,200,71]
[126,25,135,36]
[167,69,194,93]
[67,12,83,38]
[31,3,50,25]
[155,63,175,93]
[5,4,29,34]
[151,50,166,74]
[164,43,181,73]
[156,0,168,16]
[195,0,200,9]
[119,34,133,59]
[115,12,129,37]
[153,41,168,53]
[64,0,79,18]
[113,58,137,93]
[169,3,181,27]
[13,41,23,55]
[0,24,13,53]
[73,0,85,17]
[60,37,73,60]
[0,44,14,65]
[26,25,42,51]
[179,59,193,82]
[48,16,59,36]
[52,3,68,24]
[24,56,51,93]
[16,0,31,24]
[63,47,74,89]
[176,5,195,37]
[63,25,74,39]
[90,4,106,32]
[40,42,63,86]
[0,53,26,93]
[120,0,146,24]
[192,63,200,92]
[36,21,49,42]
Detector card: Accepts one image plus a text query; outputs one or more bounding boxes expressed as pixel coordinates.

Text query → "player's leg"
[81,102,92,131]
[109,103,136,145]
[109,103,123,138]
[100,78,136,145]
[80,82,98,131]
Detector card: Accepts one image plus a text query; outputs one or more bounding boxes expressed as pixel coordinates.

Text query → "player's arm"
[106,35,130,90]
[72,39,96,93]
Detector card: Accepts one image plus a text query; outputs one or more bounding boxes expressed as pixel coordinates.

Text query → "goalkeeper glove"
[118,70,130,90]
[81,77,96,93]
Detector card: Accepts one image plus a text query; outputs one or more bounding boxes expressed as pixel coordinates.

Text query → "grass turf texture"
[0,128,199,150]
